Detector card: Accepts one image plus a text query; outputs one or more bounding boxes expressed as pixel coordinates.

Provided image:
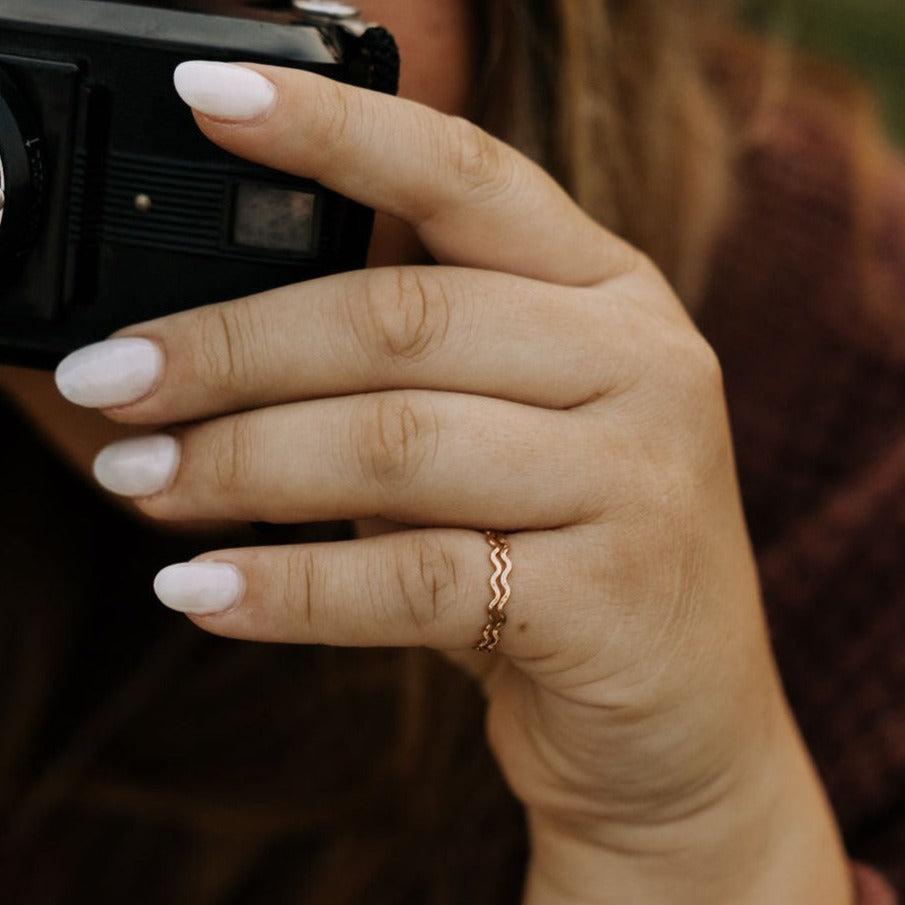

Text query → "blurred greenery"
[745,0,905,144]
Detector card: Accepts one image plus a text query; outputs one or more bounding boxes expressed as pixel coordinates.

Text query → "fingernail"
[154,562,245,615]
[55,337,163,408]
[174,61,276,121]
[93,434,180,498]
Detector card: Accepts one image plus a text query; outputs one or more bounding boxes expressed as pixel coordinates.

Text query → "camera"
[0,0,399,367]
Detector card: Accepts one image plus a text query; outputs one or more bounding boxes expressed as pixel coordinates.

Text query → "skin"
[0,3,854,903]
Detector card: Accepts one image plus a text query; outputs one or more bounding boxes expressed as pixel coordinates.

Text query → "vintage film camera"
[0,0,399,366]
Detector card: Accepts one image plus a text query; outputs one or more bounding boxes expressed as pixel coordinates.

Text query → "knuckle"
[394,534,460,632]
[445,116,516,202]
[661,329,724,403]
[315,77,358,151]
[641,331,731,493]
[193,299,264,393]
[281,547,320,639]
[353,392,440,496]
[691,337,724,394]
[679,336,726,421]
[630,245,663,274]
[210,414,259,495]
[625,247,658,281]
[361,267,453,366]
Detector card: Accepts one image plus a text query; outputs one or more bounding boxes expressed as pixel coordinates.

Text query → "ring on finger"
[474,529,513,653]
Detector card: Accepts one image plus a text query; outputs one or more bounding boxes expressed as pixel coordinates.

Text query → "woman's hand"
[55,63,853,904]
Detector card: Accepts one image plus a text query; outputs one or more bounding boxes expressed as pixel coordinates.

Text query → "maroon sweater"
[699,76,905,902]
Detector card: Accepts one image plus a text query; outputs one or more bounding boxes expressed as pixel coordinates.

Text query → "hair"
[474,0,737,305]
[2,3,895,903]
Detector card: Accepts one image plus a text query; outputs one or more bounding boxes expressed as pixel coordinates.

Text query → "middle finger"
[55,266,628,424]
[92,389,607,530]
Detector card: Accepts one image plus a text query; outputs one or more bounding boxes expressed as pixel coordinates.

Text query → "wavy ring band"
[474,529,512,653]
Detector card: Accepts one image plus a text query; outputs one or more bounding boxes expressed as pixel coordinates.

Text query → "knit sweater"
[698,69,905,902]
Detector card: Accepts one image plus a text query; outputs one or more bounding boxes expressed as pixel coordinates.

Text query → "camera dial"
[0,70,44,262]
[292,2,360,19]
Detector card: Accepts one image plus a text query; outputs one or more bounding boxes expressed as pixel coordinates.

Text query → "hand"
[55,62,853,904]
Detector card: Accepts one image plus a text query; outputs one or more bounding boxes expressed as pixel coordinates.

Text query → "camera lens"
[0,70,45,262]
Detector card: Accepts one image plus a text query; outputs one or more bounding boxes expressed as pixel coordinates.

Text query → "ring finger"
[153,526,599,668]
[93,389,607,529]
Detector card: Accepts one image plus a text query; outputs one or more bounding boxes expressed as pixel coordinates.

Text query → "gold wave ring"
[474,529,512,653]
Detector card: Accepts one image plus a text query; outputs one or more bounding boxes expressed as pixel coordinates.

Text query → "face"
[0,0,477,490]
[364,1,475,113]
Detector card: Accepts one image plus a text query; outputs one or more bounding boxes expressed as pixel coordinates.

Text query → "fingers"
[152,527,587,662]
[93,390,606,530]
[56,266,629,425]
[172,61,639,286]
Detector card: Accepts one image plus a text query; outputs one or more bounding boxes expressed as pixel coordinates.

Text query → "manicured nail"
[153,562,245,615]
[55,337,163,408]
[174,61,276,121]
[93,435,180,498]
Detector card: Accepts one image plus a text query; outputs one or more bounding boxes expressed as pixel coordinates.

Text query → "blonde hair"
[474,0,735,304]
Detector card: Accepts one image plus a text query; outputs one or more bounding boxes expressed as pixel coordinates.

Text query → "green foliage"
[745,0,905,143]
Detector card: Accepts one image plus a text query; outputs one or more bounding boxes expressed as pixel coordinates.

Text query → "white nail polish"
[173,61,276,121]
[93,435,180,498]
[55,337,163,408]
[154,562,244,615]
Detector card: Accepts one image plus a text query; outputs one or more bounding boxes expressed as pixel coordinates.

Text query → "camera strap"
[350,26,400,97]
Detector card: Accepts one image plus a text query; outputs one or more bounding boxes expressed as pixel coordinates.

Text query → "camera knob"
[0,70,44,261]
[291,1,360,21]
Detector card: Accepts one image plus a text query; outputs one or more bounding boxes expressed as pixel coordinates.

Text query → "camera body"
[0,1,399,367]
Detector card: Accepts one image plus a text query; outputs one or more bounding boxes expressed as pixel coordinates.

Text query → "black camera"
[0,0,399,367]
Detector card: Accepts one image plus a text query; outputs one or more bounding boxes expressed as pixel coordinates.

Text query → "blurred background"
[746,0,905,144]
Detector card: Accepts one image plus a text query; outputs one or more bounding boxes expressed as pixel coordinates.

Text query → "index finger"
[173,61,638,286]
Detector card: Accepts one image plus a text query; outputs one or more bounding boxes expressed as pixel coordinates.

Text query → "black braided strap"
[354,26,400,96]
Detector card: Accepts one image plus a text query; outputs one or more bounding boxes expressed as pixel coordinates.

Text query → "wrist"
[522,699,854,905]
